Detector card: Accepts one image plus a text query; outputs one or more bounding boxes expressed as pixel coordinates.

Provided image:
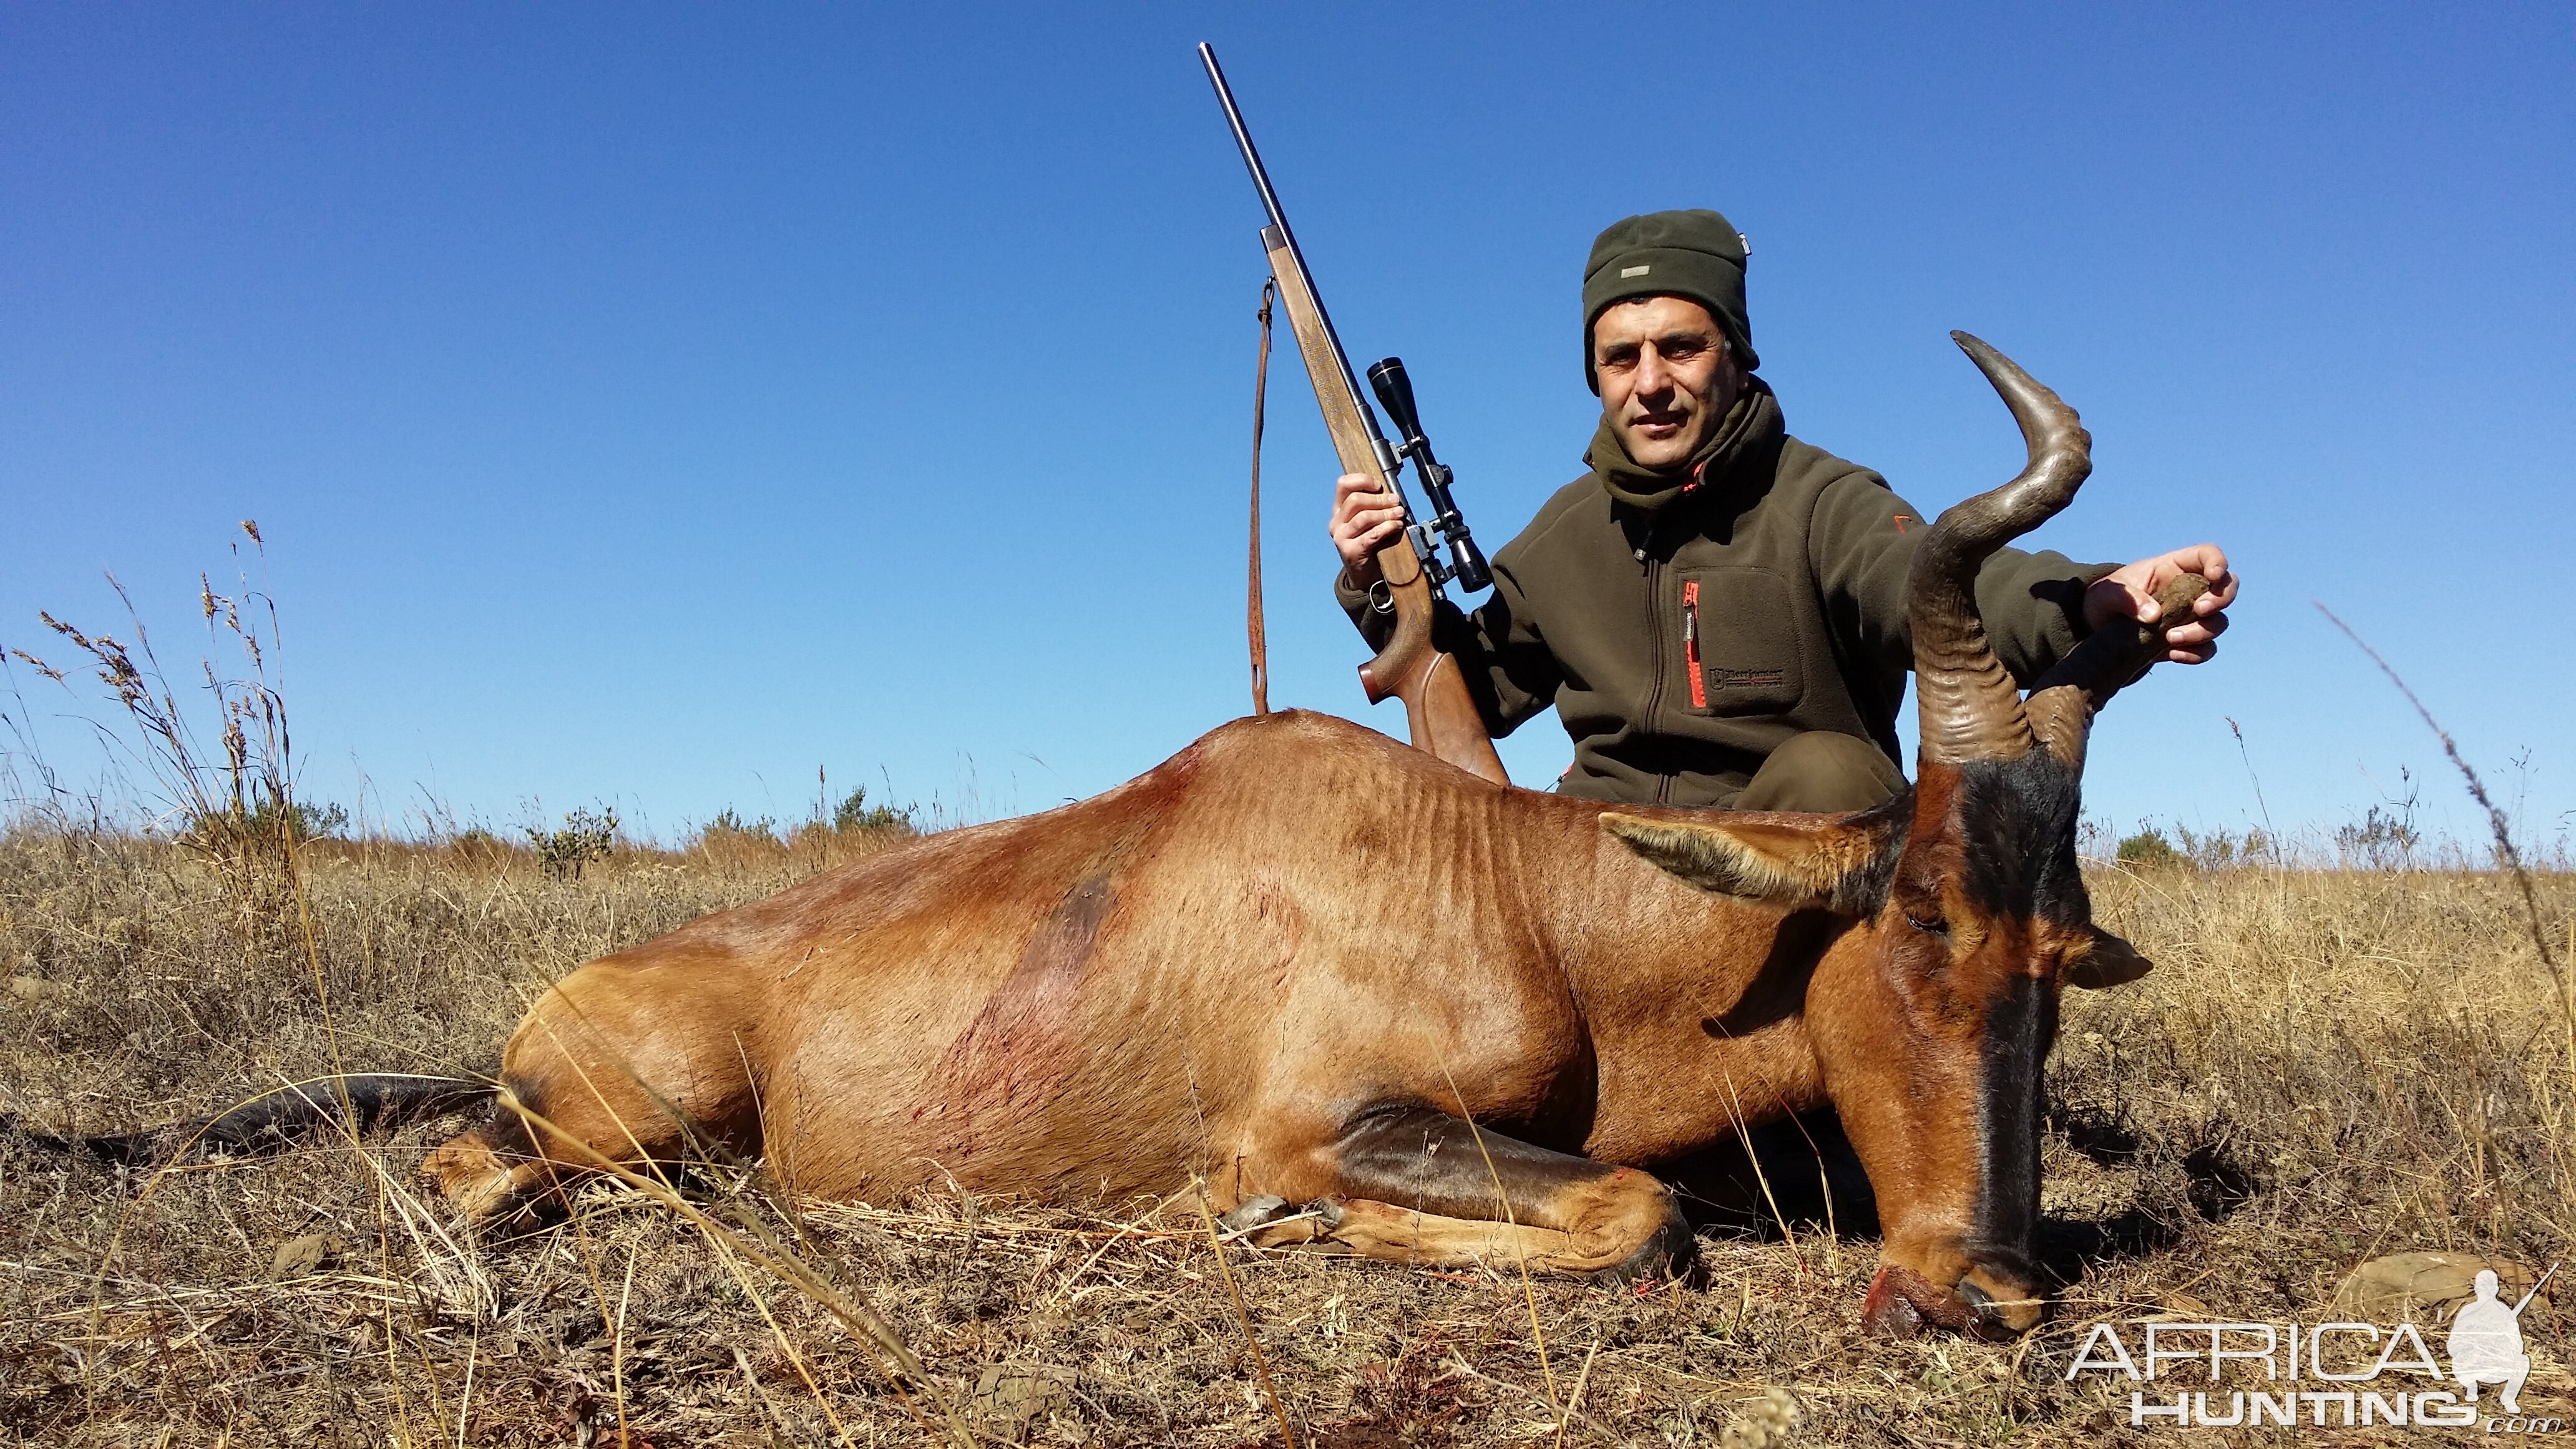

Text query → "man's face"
[1593,296,1746,471]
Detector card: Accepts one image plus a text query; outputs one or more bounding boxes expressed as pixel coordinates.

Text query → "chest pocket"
[1679,567,1803,717]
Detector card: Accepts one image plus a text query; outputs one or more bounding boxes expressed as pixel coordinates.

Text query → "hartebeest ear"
[2064,927,2154,990]
[1600,812,1895,913]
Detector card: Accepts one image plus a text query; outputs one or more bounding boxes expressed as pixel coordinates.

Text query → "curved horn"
[1910,333,2093,766]
[2023,572,2210,769]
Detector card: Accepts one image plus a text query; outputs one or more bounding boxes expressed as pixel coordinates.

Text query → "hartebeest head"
[1604,333,2195,1337]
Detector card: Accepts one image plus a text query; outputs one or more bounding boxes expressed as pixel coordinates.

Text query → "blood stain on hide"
[931,873,1115,1150]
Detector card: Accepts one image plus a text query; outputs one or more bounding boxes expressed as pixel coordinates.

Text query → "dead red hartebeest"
[33,336,2193,1338]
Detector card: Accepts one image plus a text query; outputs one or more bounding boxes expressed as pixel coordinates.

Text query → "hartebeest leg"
[421,974,761,1225]
[422,1057,749,1225]
[1254,1105,1692,1282]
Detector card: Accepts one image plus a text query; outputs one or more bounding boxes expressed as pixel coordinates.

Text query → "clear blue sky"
[4,4,2570,852]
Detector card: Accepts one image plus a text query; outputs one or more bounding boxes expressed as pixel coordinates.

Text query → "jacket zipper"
[1636,519,1670,804]
[1682,580,1706,710]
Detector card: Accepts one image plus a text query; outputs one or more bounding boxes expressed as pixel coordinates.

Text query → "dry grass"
[2,829,2570,1446]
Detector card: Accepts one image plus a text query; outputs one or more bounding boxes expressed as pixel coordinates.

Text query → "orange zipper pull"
[1682,580,1707,710]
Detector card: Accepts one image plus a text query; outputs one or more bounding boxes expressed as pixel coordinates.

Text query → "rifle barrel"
[2510,1261,2558,1317]
[1197,42,1392,459]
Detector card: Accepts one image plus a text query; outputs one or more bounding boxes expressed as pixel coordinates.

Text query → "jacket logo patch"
[1709,668,1787,688]
[1620,264,1651,278]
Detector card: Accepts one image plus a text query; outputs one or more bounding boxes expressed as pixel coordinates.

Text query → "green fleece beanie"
[1582,208,1757,393]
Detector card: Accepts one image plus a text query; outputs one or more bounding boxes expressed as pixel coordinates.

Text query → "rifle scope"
[1367,358,1491,593]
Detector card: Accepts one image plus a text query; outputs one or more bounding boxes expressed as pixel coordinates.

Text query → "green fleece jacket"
[1338,379,2115,806]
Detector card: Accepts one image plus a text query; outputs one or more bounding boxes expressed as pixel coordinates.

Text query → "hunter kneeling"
[1330,208,2240,807]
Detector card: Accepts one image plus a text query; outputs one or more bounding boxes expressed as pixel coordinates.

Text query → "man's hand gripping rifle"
[1199,42,1508,784]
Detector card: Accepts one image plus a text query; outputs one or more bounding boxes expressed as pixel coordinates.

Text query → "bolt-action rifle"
[1199,42,1509,785]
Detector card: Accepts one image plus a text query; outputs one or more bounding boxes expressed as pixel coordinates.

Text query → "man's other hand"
[2083,544,2238,664]
[1330,472,1405,577]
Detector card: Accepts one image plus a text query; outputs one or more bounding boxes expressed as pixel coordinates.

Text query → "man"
[2447,1269,2532,1414]
[1329,208,2237,809]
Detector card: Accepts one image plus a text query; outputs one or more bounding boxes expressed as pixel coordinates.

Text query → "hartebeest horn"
[2021,571,2211,769]
[1910,333,2093,765]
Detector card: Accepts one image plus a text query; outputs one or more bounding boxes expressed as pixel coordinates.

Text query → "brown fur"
[421,709,2111,1334]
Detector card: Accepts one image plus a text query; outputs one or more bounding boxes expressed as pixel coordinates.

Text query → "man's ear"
[2064,927,2154,990]
[1601,811,1893,912]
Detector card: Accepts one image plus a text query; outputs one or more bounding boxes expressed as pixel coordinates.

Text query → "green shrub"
[2174,823,2273,871]
[700,807,778,845]
[2334,803,2421,870]
[526,806,618,879]
[831,785,913,834]
[2115,827,2185,870]
[185,793,347,852]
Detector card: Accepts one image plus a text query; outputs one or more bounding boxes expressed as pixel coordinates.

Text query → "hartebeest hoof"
[1216,1195,1292,1233]
[419,1126,560,1229]
[1860,1262,2039,1340]
[1223,1196,1341,1248]
[1590,1199,1697,1287]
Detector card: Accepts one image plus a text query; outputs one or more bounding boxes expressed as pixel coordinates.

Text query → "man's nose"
[1633,344,1669,399]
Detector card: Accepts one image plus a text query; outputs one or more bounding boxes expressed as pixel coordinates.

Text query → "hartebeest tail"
[4,1071,491,1167]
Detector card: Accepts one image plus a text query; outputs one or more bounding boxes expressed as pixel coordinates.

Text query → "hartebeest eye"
[1903,910,1948,939]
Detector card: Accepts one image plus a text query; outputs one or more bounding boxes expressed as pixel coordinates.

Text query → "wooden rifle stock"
[1261,237,1508,784]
